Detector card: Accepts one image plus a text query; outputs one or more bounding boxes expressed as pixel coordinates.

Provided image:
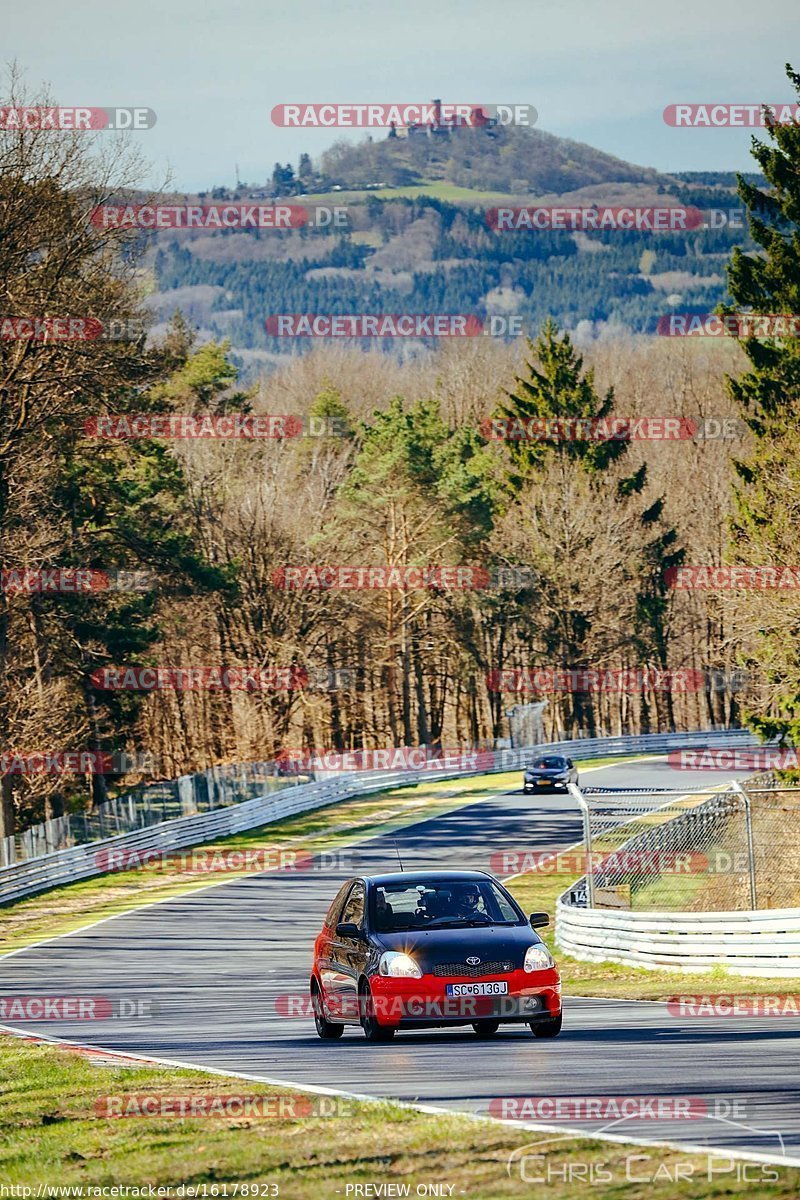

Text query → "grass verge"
[300,182,525,205]
[0,1034,797,1196]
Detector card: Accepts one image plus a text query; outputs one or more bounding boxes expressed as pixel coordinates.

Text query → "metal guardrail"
[0,728,756,907]
[556,769,800,975]
[4,762,312,866]
[556,900,800,977]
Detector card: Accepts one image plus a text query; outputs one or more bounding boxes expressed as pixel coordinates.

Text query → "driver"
[451,883,484,919]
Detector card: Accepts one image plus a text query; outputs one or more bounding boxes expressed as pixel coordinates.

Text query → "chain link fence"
[6,762,311,866]
[747,775,800,911]
[570,776,800,912]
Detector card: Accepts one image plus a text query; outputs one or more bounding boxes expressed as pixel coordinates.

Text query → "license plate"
[446,981,508,997]
[536,779,551,786]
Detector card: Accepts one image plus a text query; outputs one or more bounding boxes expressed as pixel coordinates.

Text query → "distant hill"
[316,124,667,196]
[142,129,754,375]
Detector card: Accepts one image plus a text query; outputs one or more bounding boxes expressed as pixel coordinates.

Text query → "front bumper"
[368,967,561,1028]
[524,777,569,791]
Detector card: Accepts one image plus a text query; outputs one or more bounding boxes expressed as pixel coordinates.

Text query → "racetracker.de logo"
[96,1094,353,1119]
[658,313,800,338]
[93,847,354,874]
[85,414,306,439]
[482,416,747,442]
[0,317,145,341]
[0,751,146,775]
[488,1096,709,1120]
[486,207,702,232]
[0,996,156,1019]
[663,103,800,126]
[276,748,494,772]
[1,568,155,594]
[481,417,698,441]
[0,107,156,130]
[265,314,491,337]
[668,748,800,771]
[486,667,708,693]
[489,849,708,876]
[666,565,800,589]
[275,993,550,1020]
[666,994,800,1017]
[89,666,309,691]
[90,204,310,230]
[270,103,536,127]
[272,565,491,589]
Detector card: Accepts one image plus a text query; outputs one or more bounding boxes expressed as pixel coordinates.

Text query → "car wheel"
[359,981,395,1042]
[472,1020,500,1037]
[311,980,343,1040]
[530,1013,562,1038]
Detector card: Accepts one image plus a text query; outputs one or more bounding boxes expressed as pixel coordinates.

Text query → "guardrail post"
[568,781,594,908]
[730,780,758,910]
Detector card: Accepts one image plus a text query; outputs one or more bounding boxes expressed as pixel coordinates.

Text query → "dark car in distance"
[523,754,579,794]
[310,870,562,1041]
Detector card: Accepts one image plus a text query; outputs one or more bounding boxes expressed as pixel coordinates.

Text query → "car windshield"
[531,756,566,769]
[371,879,523,933]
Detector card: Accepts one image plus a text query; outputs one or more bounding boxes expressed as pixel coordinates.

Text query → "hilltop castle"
[389,99,498,140]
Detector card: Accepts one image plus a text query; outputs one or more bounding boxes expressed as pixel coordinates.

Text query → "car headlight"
[524,944,554,972]
[379,951,422,978]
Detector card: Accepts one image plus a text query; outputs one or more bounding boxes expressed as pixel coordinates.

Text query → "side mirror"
[336,921,364,940]
[529,912,549,929]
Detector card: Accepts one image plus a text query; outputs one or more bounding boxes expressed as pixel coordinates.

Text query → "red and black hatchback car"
[310,870,562,1041]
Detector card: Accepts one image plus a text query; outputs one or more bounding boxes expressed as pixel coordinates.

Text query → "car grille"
[433,960,514,978]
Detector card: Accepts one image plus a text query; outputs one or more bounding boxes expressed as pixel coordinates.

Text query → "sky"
[6,0,800,191]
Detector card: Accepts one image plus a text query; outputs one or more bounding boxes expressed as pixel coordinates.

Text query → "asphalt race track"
[2,756,799,1164]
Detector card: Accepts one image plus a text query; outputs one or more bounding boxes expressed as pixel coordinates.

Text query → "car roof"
[363,870,493,886]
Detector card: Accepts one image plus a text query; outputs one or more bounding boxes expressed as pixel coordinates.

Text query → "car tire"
[311,980,344,1040]
[359,981,395,1042]
[530,1012,562,1038]
[472,1020,500,1037]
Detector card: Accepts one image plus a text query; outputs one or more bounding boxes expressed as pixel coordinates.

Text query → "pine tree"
[725,64,800,744]
[488,320,683,734]
[495,319,632,481]
[727,65,800,438]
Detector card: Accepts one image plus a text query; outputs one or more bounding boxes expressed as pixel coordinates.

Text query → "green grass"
[627,856,718,911]
[302,182,525,206]
[1,1035,797,1195]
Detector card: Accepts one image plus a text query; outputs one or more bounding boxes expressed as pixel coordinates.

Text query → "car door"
[316,881,350,1015]
[328,880,367,1020]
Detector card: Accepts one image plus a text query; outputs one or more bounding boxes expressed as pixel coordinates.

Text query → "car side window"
[340,882,366,929]
[324,882,351,929]
[566,758,573,767]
